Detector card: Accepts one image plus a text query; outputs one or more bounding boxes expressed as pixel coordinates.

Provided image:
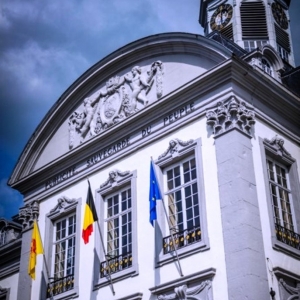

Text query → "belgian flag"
[82,181,98,244]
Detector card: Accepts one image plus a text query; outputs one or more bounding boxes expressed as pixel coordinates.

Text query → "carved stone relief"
[158,138,194,160]
[279,278,300,300]
[0,219,22,246]
[19,201,39,229]
[69,61,164,149]
[50,196,76,213]
[206,96,256,136]
[157,280,212,300]
[264,135,291,158]
[100,169,130,189]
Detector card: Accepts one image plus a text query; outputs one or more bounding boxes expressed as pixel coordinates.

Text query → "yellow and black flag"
[82,181,98,244]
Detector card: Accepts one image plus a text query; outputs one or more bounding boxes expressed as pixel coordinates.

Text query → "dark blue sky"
[0,0,299,219]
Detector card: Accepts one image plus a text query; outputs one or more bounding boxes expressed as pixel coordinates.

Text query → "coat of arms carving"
[68,61,164,149]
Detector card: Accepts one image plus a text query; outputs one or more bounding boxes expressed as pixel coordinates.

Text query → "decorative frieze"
[69,61,164,149]
[157,280,212,300]
[18,201,39,229]
[206,96,255,136]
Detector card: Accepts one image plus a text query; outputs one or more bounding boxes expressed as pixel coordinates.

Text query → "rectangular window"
[266,157,300,251]
[155,139,209,265]
[244,40,268,52]
[100,187,132,278]
[261,137,300,257]
[47,214,76,298]
[95,170,138,288]
[267,159,294,231]
[163,156,202,254]
[277,44,289,62]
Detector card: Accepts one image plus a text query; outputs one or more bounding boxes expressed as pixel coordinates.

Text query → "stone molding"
[116,292,143,300]
[50,196,77,213]
[263,135,291,158]
[158,138,194,160]
[18,201,39,229]
[100,169,131,189]
[150,268,216,299]
[0,219,21,246]
[157,280,212,300]
[206,96,255,137]
[279,278,300,300]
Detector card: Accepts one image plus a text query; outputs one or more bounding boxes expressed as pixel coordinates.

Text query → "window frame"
[94,170,138,289]
[260,137,300,258]
[261,57,273,77]
[155,138,209,266]
[0,287,10,300]
[45,198,81,300]
[266,157,295,231]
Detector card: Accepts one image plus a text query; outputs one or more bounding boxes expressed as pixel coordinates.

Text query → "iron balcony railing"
[46,274,74,298]
[163,226,201,255]
[100,252,132,278]
[275,223,300,250]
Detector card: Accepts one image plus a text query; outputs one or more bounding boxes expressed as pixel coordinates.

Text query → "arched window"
[262,57,273,76]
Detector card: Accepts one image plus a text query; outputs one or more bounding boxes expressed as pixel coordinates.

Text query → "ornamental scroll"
[69,61,164,149]
[157,280,212,300]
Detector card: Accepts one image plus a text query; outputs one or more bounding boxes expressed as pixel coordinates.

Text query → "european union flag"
[149,160,162,226]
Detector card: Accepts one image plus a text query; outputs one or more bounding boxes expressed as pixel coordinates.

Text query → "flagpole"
[160,200,184,277]
[35,220,54,300]
[151,158,184,277]
[95,220,116,295]
[83,179,115,295]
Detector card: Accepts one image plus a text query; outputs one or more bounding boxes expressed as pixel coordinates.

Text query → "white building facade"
[1,1,300,300]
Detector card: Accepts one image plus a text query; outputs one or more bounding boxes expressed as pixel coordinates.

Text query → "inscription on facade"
[87,137,130,167]
[45,100,197,192]
[163,102,194,126]
[142,126,152,137]
[46,167,76,189]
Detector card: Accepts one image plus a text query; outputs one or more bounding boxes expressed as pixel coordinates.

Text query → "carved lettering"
[87,137,130,167]
[163,102,194,126]
[142,126,152,137]
[45,167,76,189]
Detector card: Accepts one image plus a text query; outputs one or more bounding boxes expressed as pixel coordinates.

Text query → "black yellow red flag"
[82,181,98,244]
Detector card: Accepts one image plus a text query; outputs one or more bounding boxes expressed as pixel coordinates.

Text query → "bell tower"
[199,0,295,67]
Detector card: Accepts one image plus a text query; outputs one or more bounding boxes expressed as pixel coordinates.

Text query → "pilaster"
[206,97,269,299]
[16,201,40,300]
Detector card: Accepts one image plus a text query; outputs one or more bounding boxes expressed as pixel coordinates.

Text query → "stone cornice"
[8,53,300,199]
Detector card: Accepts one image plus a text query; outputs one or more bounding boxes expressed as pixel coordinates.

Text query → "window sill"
[156,240,209,267]
[94,263,138,289]
[47,288,78,300]
[272,236,300,259]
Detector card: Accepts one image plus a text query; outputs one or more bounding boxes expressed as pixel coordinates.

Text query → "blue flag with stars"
[149,160,162,226]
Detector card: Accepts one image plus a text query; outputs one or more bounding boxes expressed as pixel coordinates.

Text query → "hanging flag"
[82,180,98,244]
[149,159,162,226]
[28,220,44,280]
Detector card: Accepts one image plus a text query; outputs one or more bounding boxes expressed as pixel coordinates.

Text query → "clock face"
[272,2,288,29]
[210,4,233,31]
